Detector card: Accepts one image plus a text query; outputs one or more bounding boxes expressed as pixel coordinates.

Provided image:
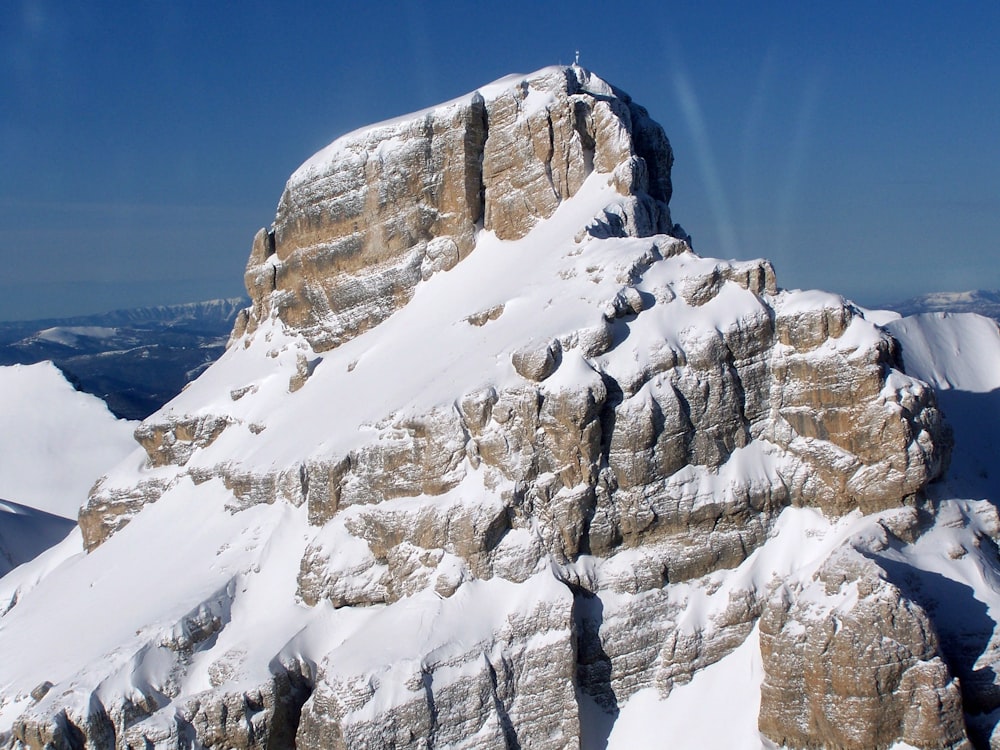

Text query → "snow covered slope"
[0,362,135,582]
[0,362,136,519]
[0,66,995,750]
[0,501,75,578]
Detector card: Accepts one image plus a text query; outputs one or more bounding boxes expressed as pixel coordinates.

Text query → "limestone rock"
[295,578,578,750]
[511,339,562,382]
[133,414,232,468]
[759,548,970,750]
[241,66,676,352]
[79,476,171,551]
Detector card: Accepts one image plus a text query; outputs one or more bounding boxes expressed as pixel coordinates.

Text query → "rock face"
[295,576,578,749]
[1,66,989,750]
[239,66,676,352]
[759,547,968,750]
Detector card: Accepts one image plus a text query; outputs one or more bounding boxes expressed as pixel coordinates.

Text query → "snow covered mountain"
[0,362,135,576]
[890,289,1000,323]
[0,299,247,420]
[1,66,998,749]
[0,362,136,520]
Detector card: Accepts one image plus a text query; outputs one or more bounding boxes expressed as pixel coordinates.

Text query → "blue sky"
[1,0,997,319]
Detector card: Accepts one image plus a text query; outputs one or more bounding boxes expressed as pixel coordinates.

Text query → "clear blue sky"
[2,0,997,319]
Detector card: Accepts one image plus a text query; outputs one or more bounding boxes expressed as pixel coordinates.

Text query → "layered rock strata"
[759,547,968,750]
[237,65,677,351]
[1,66,978,750]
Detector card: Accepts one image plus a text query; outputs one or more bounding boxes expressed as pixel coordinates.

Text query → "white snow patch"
[0,362,136,517]
[605,627,772,750]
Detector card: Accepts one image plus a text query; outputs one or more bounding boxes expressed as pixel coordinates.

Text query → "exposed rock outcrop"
[760,548,970,749]
[242,66,676,352]
[0,66,975,750]
[296,577,577,749]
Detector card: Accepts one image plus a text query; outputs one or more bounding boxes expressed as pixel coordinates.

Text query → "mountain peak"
[238,66,679,352]
[0,68,978,750]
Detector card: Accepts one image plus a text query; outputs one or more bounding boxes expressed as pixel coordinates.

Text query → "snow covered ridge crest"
[0,67,979,749]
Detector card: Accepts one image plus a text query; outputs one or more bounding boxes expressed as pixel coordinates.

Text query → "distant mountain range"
[887,289,1000,321]
[0,298,247,420]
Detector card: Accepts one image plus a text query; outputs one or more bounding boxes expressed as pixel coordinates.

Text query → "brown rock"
[240,66,677,352]
[511,339,562,382]
[759,549,970,750]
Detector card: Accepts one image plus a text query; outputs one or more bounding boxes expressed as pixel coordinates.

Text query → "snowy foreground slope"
[0,363,135,576]
[0,66,997,749]
[0,362,136,519]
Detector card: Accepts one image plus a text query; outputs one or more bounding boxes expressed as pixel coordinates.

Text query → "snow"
[33,326,118,346]
[0,362,135,583]
[290,66,568,185]
[887,312,1000,501]
[774,288,846,315]
[0,362,136,518]
[605,628,771,750]
[148,171,654,473]
[142,177,879,493]
[857,305,902,326]
[886,312,1000,393]
[0,500,75,577]
[0,477,318,727]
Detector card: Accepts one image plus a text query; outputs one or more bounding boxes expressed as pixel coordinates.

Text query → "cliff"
[1,66,991,750]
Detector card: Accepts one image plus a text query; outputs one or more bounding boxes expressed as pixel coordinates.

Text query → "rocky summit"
[1,65,998,749]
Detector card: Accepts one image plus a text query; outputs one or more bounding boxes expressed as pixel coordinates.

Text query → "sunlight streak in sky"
[738,49,777,243]
[672,69,739,259]
[403,2,438,108]
[773,76,822,262]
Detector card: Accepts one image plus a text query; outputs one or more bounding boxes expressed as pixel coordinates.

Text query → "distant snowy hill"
[0,362,137,518]
[889,289,1000,322]
[887,312,1000,500]
[0,298,247,419]
[0,362,136,578]
[0,501,75,578]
